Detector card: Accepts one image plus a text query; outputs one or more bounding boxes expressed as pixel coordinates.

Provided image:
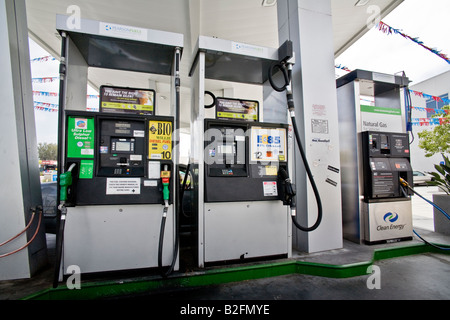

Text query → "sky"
[29,0,450,144]
[29,39,98,144]
[334,0,450,85]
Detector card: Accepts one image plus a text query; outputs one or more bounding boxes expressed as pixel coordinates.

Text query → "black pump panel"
[204,119,288,203]
[361,131,413,201]
[63,111,174,206]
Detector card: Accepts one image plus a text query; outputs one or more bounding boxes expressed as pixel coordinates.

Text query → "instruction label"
[263,181,278,197]
[79,160,94,179]
[106,178,141,195]
[67,117,95,158]
[148,120,172,160]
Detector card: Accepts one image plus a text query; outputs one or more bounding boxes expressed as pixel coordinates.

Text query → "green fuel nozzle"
[59,163,76,204]
[161,166,171,209]
[162,178,170,202]
[59,171,72,202]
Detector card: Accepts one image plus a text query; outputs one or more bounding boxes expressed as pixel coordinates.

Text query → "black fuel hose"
[158,163,190,277]
[290,114,323,232]
[268,62,323,232]
[159,49,182,278]
[204,91,216,109]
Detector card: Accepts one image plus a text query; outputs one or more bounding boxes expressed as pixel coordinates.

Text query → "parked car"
[413,171,434,186]
[41,181,57,234]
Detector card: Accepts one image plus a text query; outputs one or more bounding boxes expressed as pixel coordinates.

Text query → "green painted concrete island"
[23,242,450,300]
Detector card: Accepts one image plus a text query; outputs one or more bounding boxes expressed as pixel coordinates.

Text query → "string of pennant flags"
[33,90,99,112]
[409,89,450,104]
[336,19,450,77]
[33,90,58,97]
[33,90,99,99]
[335,64,351,72]
[30,55,56,62]
[31,46,450,124]
[376,21,450,65]
[32,77,59,83]
[409,116,449,126]
[34,101,59,112]
[410,105,449,115]
[33,102,98,112]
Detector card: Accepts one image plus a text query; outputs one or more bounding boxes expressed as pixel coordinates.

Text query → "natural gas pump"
[361,131,414,244]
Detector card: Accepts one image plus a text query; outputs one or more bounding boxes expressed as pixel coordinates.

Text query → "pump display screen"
[111,138,135,153]
[115,141,132,152]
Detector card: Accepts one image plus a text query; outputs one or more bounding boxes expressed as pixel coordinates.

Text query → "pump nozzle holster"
[278,167,296,209]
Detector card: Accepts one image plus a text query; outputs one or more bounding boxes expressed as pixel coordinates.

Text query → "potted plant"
[426,154,450,235]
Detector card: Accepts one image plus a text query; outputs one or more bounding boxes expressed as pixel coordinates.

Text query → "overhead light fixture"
[355,0,370,6]
[262,0,277,7]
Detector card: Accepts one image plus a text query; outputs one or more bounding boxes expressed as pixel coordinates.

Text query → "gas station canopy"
[26,0,404,92]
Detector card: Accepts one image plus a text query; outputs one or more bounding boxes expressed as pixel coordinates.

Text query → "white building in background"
[409,70,450,173]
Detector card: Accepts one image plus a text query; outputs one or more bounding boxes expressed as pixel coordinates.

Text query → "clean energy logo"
[383,212,399,223]
[377,211,405,231]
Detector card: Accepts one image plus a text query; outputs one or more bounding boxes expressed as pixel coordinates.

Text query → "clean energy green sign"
[360,105,402,115]
[67,116,95,159]
[360,104,403,133]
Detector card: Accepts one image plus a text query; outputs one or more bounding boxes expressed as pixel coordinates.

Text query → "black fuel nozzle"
[278,167,296,213]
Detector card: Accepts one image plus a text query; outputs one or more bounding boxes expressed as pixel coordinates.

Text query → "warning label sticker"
[106,178,141,195]
[263,181,278,197]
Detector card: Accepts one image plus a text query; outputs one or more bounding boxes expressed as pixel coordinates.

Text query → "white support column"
[277,0,343,253]
[0,0,48,280]
[190,51,206,267]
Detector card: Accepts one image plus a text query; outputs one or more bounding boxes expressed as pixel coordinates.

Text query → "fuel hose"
[400,178,450,250]
[268,62,322,232]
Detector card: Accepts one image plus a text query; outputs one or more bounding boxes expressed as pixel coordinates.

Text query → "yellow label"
[161,171,171,178]
[217,111,258,120]
[102,101,154,113]
[148,121,172,160]
[265,166,278,176]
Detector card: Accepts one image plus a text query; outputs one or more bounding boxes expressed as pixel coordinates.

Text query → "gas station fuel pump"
[361,131,414,244]
[199,102,292,265]
[189,37,323,267]
[58,90,177,277]
[53,15,183,286]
